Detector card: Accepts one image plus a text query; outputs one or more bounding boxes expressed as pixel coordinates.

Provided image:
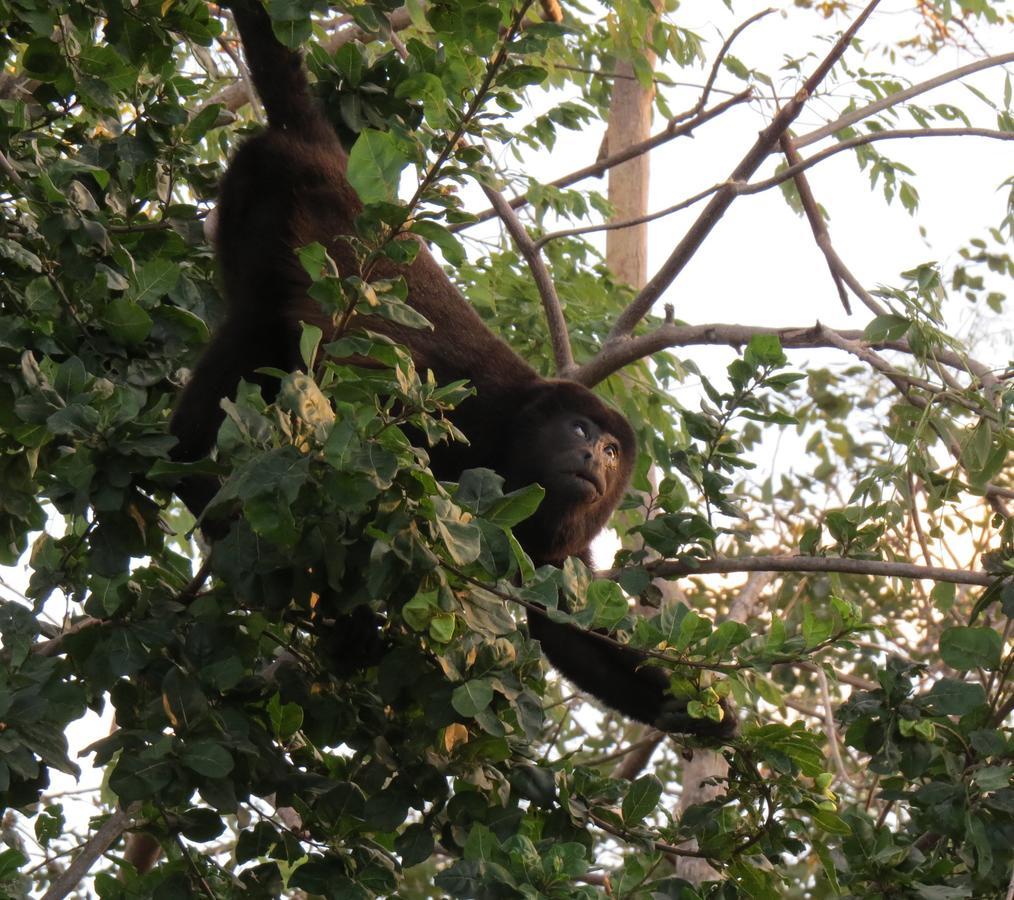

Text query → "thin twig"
[537,126,1014,250]
[458,90,752,229]
[608,0,883,340]
[480,184,574,373]
[748,126,1014,196]
[815,666,851,787]
[694,9,775,115]
[404,0,536,216]
[794,51,1014,150]
[589,812,707,858]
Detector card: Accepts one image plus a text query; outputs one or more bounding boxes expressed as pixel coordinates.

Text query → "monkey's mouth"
[572,471,604,497]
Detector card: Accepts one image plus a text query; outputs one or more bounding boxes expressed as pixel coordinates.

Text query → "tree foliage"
[0,1,1012,898]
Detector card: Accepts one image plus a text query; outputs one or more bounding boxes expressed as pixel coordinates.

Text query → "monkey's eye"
[572,421,588,439]
[604,443,620,460]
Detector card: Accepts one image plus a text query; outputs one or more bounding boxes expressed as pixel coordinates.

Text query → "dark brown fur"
[170,0,733,740]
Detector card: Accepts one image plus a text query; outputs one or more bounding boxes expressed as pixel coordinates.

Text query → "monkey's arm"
[526,610,735,737]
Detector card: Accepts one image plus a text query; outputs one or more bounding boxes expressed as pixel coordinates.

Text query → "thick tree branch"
[607,0,883,340]
[480,184,575,374]
[603,555,1001,587]
[573,322,998,392]
[41,804,140,900]
[794,51,1014,150]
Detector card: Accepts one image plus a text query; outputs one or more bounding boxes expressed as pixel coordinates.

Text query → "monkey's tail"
[225,0,322,135]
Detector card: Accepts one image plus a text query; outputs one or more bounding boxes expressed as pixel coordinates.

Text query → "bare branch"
[748,127,1014,196]
[795,51,1014,150]
[608,0,883,340]
[611,730,664,780]
[535,181,718,249]
[695,9,776,114]
[778,133,851,314]
[603,554,1000,587]
[573,321,998,392]
[538,125,1014,250]
[41,804,140,900]
[458,90,752,230]
[0,148,25,190]
[815,666,852,787]
[480,184,575,373]
[800,662,876,692]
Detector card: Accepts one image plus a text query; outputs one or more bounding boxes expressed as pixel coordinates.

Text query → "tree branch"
[573,321,998,391]
[603,554,1000,587]
[794,51,1014,150]
[457,90,752,230]
[747,127,1014,196]
[480,184,575,374]
[778,133,852,314]
[41,803,140,900]
[459,11,772,230]
[607,0,883,340]
[537,126,1014,250]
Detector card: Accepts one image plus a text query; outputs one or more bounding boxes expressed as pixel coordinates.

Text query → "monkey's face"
[530,412,624,506]
[504,387,635,565]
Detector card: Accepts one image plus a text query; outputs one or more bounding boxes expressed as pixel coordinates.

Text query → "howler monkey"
[170,0,733,738]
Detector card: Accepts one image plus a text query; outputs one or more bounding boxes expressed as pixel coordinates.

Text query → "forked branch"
[607,0,882,340]
[481,183,575,373]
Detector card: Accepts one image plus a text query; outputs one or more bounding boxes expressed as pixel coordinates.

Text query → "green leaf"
[299,322,322,370]
[587,579,628,630]
[184,103,223,141]
[494,64,547,89]
[922,678,987,716]
[403,590,438,632]
[0,238,43,272]
[743,333,786,367]
[484,484,544,528]
[437,517,482,566]
[810,808,851,834]
[451,679,494,717]
[939,626,1002,671]
[180,741,234,778]
[125,258,180,306]
[429,612,456,643]
[622,774,662,825]
[863,314,910,342]
[410,220,465,266]
[347,130,408,205]
[102,298,153,345]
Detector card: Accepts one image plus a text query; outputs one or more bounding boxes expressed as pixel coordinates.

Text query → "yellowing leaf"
[443,723,468,753]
